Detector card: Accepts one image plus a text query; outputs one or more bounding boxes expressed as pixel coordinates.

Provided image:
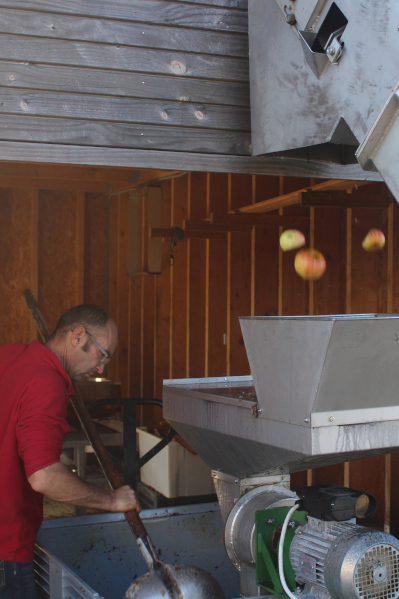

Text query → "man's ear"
[70,326,86,347]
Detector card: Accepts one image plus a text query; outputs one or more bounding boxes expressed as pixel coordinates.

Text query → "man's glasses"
[85,330,111,365]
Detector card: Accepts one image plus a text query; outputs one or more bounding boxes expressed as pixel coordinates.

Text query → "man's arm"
[28,461,140,512]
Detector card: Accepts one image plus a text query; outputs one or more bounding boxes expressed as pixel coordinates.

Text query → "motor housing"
[290,516,399,599]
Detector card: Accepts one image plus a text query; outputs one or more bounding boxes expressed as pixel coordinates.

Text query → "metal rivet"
[285,13,296,25]
[329,416,335,422]
[304,417,310,423]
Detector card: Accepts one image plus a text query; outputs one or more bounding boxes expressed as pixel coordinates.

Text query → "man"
[0,304,140,598]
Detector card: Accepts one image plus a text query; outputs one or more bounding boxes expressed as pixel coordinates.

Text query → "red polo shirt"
[0,341,74,562]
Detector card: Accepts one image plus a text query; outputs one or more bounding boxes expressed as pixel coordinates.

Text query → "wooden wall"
[0,0,250,161]
[1,166,399,533]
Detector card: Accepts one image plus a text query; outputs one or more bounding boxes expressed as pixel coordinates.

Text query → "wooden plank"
[154,179,172,399]
[142,274,156,399]
[0,161,176,185]
[0,8,248,58]
[0,1,248,33]
[188,172,207,377]
[0,173,131,193]
[29,190,39,341]
[0,62,250,107]
[0,141,383,181]
[313,206,347,315]
[0,115,251,155]
[392,201,399,313]
[127,191,143,276]
[75,191,85,305]
[253,176,279,318]
[106,195,120,382]
[0,91,250,131]
[280,191,310,317]
[115,193,130,396]
[207,173,229,376]
[83,192,108,308]
[301,185,392,208]
[0,188,33,344]
[239,180,373,214]
[170,174,189,379]
[150,227,226,239]
[350,207,388,314]
[0,34,249,82]
[228,173,252,375]
[128,275,143,398]
[38,190,80,333]
[147,187,162,273]
[210,213,309,227]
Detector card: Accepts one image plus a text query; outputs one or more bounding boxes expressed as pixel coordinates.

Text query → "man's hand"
[110,484,140,512]
[29,461,140,512]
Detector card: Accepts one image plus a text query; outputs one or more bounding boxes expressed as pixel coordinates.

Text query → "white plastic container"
[137,427,214,498]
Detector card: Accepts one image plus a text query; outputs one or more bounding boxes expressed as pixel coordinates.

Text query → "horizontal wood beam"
[210,213,309,227]
[0,142,383,181]
[0,163,183,193]
[300,185,392,208]
[238,180,374,214]
[149,227,226,240]
[184,220,252,232]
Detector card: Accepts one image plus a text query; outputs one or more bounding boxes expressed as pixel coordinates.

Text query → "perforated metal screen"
[355,544,399,599]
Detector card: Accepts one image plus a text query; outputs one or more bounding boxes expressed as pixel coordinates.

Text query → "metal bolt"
[327,46,336,56]
[285,13,296,25]
[267,518,275,525]
[289,521,296,528]
[304,417,310,423]
[329,416,335,422]
[258,408,263,414]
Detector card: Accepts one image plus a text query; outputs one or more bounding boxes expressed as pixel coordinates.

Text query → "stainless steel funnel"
[163,315,399,477]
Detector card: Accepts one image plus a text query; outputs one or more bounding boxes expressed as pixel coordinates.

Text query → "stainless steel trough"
[163,315,399,478]
[35,503,240,599]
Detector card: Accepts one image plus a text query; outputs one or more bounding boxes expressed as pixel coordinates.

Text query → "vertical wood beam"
[29,190,39,341]
[76,191,85,305]
[186,173,191,378]
[251,175,256,316]
[205,174,210,377]
[226,175,232,376]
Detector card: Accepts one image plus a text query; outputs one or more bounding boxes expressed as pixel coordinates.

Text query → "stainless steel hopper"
[163,315,399,478]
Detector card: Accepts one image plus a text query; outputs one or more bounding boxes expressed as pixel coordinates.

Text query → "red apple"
[294,248,326,281]
[279,229,306,251]
[362,228,385,251]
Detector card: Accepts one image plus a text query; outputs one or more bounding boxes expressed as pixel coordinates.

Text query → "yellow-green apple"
[294,248,326,281]
[279,229,306,251]
[362,229,385,251]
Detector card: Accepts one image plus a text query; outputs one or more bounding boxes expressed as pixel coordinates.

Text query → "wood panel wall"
[0,0,250,160]
[0,167,398,532]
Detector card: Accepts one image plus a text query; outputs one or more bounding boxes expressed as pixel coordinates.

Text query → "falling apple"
[279,229,306,251]
[362,228,385,251]
[294,248,326,281]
